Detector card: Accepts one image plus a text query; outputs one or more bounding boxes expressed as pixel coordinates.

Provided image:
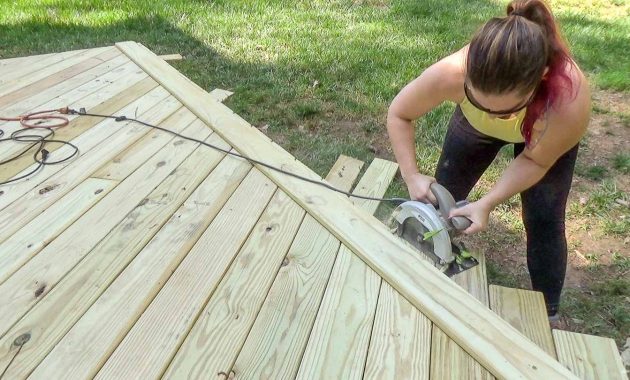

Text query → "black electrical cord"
[0,126,79,186]
[66,107,409,204]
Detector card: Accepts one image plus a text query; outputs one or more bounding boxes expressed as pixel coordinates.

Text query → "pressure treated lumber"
[209,88,234,103]
[364,281,431,380]
[430,326,495,380]
[0,48,88,84]
[0,122,220,379]
[189,155,362,380]
[0,87,172,241]
[0,48,122,109]
[0,46,112,97]
[33,155,252,380]
[95,170,277,379]
[490,285,556,358]
[296,158,398,380]
[116,41,577,379]
[0,60,147,169]
[92,106,198,180]
[0,178,115,285]
[0,48,88,88]
[159,53,183,61]
[0,96,180,336]
[553,330,628,380]
[0,76,156,183]
[165,191,305,379]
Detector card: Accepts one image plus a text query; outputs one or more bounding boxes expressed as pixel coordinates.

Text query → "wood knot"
[94,189,103,195]
[27,243,33,249]
[156,161,166,167]
[0,190,4,196]
[138,198,149,207]
[34,284,46,297]
[265,226,273,232]
[38,184,59,195]
[173,140,184,146]
[13,333,31,347]
[281,257,290,267]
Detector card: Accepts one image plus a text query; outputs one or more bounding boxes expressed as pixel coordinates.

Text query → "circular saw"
[390,183,479,277]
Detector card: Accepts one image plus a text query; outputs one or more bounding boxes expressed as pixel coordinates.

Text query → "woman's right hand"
[404,173,437,204]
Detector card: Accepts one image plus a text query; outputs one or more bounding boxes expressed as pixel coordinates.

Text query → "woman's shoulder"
[549,62,590,125]
[424,46,467,102]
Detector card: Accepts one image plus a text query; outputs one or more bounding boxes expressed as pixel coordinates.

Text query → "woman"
[386,0,590,318]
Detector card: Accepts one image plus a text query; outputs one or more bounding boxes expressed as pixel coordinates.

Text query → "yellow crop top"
[459,95,526,143]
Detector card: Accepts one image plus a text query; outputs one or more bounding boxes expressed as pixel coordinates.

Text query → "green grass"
[612,153,630,174]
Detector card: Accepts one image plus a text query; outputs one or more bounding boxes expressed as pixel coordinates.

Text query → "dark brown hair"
[466,0,576,145]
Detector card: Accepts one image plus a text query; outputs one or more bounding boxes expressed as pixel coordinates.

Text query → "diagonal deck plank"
[0,46,112,97]
[165,155,364,379]
[296,159,398,380]
[0,48,122,110]
[0,97,181,336]
[0,59,147,166]
[0,87,172,238]
[0,48,89,86]
[0,178,116,285]
[0,76,156,183]
[0,121,221,379]
[31,154,252,380]
[163,189,306,379]
[95,169,278,379]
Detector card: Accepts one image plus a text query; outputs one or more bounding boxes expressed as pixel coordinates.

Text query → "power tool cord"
[1,107,409,204]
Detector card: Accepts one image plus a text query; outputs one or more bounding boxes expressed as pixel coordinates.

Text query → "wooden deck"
[0,43,626,379]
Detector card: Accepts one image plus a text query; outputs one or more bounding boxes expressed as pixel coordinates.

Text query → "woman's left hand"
[449,200,493,234]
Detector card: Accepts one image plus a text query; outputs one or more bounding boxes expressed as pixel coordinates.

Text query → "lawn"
[1,0,628,349]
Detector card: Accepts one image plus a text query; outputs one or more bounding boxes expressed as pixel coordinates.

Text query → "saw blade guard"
[392,201,454,265]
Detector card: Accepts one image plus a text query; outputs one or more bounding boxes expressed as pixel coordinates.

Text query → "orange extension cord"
[0,107,70,128]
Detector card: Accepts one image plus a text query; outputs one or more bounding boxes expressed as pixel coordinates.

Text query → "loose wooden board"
[553,330,628,380]
[490,285,556,358]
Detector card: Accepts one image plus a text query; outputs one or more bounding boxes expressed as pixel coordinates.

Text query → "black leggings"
[435,106,578,314]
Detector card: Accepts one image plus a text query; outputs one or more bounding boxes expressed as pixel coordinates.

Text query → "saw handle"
[429,183,472,231]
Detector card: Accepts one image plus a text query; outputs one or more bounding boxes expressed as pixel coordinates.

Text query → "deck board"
[0,46,113,97]
[0,76,156,183]
[32,154,251,379]
[0,177,116,285]
[0,88,173,235]
[95,169,277,379]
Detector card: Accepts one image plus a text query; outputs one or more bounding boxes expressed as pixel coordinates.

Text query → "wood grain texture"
[0,48,89,84]
[95,170,277,380]
[0,87,173,242]
[0,178,116,285]
[164,190,305,379]
[201,155,363,380]
[296,158,398,380]
[92,107,198,180]
[0,124,223,379]
[116,40,577,379]
[364,281,431,380]
[553,330,628,380]
[0,59,147,170]
[0,48,122,110]
[0,95,181,336]
[32,155,251,380]
[430,325,495,380]
[490,285,556,358]
[0,48,89,88]
[0,74,156,183]
[0,46,112,97]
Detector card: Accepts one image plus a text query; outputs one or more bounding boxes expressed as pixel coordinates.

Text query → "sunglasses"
[464,82,538,116]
